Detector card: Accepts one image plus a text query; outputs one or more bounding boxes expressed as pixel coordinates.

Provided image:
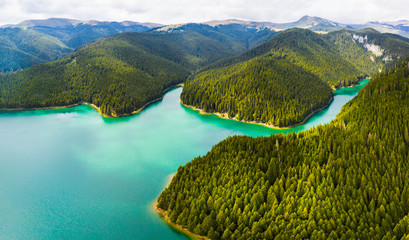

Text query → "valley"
[1,14,409,240]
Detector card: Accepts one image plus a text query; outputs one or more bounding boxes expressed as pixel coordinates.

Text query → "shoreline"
[0,102,84,112]
[180,96,334,130]
[180,78,370,130]
[154,174,209,240]
[0,83,183,118]
[331,77,369,91]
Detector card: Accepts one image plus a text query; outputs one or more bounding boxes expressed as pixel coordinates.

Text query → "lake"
[0,79,369,239]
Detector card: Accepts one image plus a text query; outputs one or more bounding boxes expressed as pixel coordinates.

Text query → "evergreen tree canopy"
[182,28,409,127]
[158,57,409,239]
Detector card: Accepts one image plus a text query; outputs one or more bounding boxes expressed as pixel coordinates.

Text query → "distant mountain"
[269,15,349,32]
[0,18,162,72]
[200,16,409,38]
[197,16,349,33]
[351,20,409,38]
[269,16,409,38]
[153,22,278,50]
[18,18,162,29]
[15,18,163,48]
[203,19,274,30]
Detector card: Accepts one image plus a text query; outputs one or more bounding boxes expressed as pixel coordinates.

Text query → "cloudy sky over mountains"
[0,0,407,25]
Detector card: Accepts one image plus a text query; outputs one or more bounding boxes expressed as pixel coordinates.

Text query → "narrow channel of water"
[0,79,369,239]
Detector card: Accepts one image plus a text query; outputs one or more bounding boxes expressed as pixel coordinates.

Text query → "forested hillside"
[254,29,363,87]
[181,29,362,127]
[182,28,409,127]
[158,58,409,239]
[0,28,72,72]
[198,28,364,88]
[181,54,333,127]
[0,35,189,116]
[198,28,409,87]
[0,28,271,117]
[118,30,245,69]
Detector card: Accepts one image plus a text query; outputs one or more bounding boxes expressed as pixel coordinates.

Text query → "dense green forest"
[198,28,367,88]
[158,58,409,239]
[0,28,72,72]
[0,35,189,116]
[0,28,274,117]
[200,28,409,79]
[181,28,409,127]
[242,28,362,88]
[0,32,205,117]
[181,53,333,127]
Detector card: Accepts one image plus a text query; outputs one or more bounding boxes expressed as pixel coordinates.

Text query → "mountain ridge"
[5,16,409,35]
[154,15,409,37]
[15,18,164,29]
[2,16,409,73]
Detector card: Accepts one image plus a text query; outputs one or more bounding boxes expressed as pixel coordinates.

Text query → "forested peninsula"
[181,53,334,128]
[157,58,409,239]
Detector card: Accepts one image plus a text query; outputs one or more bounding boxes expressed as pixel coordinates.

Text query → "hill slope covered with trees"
[0,35,189,116]
[0,28,72,72]
[181,53,334,127]
[0,24,279,117]
[198,28,366,87]
[181,28,409,127]
[158,58,409,239]
[2,29,263,116]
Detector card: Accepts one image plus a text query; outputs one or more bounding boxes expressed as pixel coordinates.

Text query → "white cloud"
[0,0,408,26]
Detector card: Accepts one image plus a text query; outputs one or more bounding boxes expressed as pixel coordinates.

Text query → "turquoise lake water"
[0,79,369,239]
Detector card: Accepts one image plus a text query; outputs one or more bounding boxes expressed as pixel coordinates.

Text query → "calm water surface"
[0,79,369,239]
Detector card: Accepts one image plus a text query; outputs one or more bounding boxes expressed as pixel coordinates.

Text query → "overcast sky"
[0,0,408,26]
